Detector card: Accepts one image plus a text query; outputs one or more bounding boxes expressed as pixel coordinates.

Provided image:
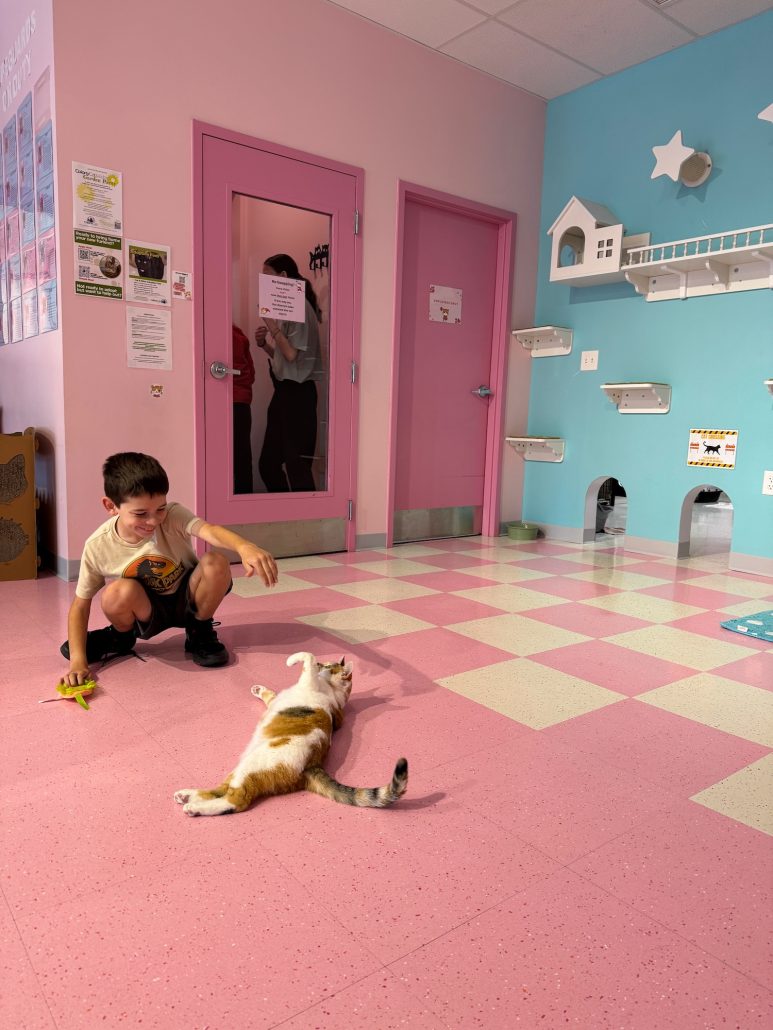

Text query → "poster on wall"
[429,284,462,324]
[72,163,123,235]
[34,69,58,332]
[126,305,172,369]
[687,429,738,469]
[258,272,306,322]
[74,229,123,298]
[126,241,171,305]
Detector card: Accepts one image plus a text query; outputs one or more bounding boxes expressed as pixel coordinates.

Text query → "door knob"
[210,361,241,380]
[472,385,493,398]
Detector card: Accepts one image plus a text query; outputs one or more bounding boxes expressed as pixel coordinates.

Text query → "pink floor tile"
[0,895,57,1030]
[671,610,773,650]
[288,564,384,585]
[622,561,711,581]
[512,555,597,574]
[571,798,773,987]
[508,541,584,556]
[543,698,770,795]
[261,801,559,964]
[530,639,695,694]
[713,651,773,691]
[518,575,620,601]
[642,581,750,609]
[406,552,499,570]
[388,868,773,1029]
[16,845,382,1030]
[416,736,672,865]
[400,569,500,591]
[383,592,506,626]
[326,549,392,564]
[523,602,651,637]
[362,627,515,681]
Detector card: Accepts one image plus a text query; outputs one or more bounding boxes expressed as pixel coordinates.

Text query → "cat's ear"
[339,656,346,666]
[342,662,353,679]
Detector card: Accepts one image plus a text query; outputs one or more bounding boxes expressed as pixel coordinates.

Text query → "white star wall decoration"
[651,130,694,181]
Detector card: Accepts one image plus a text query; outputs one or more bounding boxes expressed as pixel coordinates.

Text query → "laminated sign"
[687,430,738,469]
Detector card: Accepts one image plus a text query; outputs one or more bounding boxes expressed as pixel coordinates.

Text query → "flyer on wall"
[126,305,172,369]
[126,241,171,305]
[72,163,123,235]
[74,229,123,299]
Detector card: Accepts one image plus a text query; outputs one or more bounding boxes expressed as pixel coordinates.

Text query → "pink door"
[393,189,513,542]
[196,124,362,553]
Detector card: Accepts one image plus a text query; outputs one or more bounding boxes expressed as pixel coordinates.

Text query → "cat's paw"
[174,789,194,805]
[250,684,264,698]
[182,803,201,817]
[252,685,275,704]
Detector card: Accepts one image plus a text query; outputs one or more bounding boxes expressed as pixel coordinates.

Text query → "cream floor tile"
[352,558,444,578]
[370,543,450,558]
[297,605,434,644]
[438,658,625,729]
[462,563,551,584]
[687,574,773,599]
[232,573,318,597]
[452,584,568,611]
[567,570,671,591]
[638,675,773,748]
[329,579,438,603]
[457,544,530,562]
[718,599,773,618]
[447,612,589,655]
[550,550,640,567]
[275,555,338,572]
[581,593,706,623]
[607,625,758,669]
[691,754,773,836]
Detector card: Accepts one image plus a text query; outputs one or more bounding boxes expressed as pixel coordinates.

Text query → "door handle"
[472,385,493,398]
[210,361,241,380]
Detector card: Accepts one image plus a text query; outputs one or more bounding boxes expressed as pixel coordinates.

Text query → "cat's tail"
[286,651,316,673]
[304,759,408,808]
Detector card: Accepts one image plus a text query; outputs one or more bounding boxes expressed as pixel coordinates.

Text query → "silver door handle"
[210,361,241,379]
[472,385,493,398]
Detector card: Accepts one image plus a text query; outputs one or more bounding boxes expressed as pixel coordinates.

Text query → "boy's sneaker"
[60,625,138,663]
[184,616,228,668]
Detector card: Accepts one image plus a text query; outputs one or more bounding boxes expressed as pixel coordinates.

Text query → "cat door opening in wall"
[596,477,627,537]
[557,226,585,267]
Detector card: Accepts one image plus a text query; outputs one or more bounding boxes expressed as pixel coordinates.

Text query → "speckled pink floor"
[2,536,771,1029]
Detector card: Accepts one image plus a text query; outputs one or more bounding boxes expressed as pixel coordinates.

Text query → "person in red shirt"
[232,323,256,493]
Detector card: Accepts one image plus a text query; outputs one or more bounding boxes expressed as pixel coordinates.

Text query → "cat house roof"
[548,196,621,236]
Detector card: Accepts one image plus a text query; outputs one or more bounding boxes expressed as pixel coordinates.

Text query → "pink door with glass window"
[392,189,513,542]
[196,124,362,555]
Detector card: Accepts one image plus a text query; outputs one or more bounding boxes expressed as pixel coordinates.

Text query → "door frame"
[386,181,516,546]
[192,121,364,551]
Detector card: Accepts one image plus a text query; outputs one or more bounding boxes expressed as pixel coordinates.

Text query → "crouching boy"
[60,452,278,686]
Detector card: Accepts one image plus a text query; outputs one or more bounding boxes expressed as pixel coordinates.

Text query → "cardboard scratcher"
[0,428,38,581]
[720,611,773,643]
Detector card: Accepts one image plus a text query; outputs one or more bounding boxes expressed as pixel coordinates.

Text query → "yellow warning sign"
[687,429,738,468]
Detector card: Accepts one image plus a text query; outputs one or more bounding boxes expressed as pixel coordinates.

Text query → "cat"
[174,652,408,816]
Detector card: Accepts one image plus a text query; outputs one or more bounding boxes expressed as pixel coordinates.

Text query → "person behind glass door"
[254,253,320,492]
[232,323,256,494]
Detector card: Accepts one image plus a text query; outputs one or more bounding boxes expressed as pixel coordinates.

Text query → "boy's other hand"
[240,544,278,587]
[60,666,94,687]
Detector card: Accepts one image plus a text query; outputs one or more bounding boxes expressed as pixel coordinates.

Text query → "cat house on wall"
[548,196,649,286]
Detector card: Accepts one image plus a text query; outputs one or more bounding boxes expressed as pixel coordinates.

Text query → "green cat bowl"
[506,521,539,541]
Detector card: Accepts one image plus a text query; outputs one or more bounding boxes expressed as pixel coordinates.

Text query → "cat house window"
[558,226,585,267]
[597,237,614,259]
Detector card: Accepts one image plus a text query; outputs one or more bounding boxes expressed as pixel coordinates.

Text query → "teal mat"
[720,610,773,643]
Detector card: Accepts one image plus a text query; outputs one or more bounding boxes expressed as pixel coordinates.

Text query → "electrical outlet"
[580,350,598,371]
[763,470,773,496]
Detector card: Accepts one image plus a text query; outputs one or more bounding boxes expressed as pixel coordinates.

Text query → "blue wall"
[526,11,773,561]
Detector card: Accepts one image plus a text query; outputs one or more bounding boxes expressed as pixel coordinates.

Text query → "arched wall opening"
[677,485,733,559]
[582,475,627,543]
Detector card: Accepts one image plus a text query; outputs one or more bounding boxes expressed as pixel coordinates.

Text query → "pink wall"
[45,0,542,563]
[0,0,68,568]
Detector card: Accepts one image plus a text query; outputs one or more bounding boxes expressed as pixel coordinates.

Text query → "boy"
[60,452,278,686]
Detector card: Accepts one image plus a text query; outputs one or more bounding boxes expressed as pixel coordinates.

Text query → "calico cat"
[174,652,408,816]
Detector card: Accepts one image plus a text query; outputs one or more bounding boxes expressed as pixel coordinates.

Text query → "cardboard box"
[0,428,38,581]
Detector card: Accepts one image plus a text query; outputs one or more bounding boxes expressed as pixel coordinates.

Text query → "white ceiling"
[324,0,773,100]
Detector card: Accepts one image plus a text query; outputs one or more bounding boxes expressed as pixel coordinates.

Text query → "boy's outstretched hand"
[239,544,279,587]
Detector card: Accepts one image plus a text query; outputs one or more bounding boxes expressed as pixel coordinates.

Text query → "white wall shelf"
[765,379,773,395]
[511,326,572,357]
[622,224,773,302]
[601,382,671,414]
[506,436,565,462]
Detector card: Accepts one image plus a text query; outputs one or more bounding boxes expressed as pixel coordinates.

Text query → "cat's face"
[318,657,353,704]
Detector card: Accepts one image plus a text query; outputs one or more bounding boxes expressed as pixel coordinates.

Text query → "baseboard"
[538,524,585,544]
[624,535,681,559]
[40,550,79,581]
[728,552,773,577]
[356,532,387,550]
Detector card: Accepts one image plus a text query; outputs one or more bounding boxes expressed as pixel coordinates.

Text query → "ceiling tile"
[498,0,696,75]
[326,0,486,48]
[664,0,773,36]
[441,20,599,99]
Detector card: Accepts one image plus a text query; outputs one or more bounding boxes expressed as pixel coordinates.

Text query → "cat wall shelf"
[511,326,572,357]
[601,383,671,414]
[765,379,773,395]
[548,196,773,302]
[506,436,565,462]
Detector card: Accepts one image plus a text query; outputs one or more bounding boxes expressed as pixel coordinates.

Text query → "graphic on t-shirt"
[123,554,186,594]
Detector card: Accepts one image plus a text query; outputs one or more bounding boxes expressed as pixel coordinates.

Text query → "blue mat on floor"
[720,610,773,643]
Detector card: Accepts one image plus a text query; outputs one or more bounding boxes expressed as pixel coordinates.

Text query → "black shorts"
[135,567,197,640]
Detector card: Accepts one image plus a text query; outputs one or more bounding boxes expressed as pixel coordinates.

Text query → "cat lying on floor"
[174,651,408,816]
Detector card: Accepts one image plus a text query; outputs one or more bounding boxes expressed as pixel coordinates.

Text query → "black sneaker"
[184,617,228,667]
[60,625,138,663]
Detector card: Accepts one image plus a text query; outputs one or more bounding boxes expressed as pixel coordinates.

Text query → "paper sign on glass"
[258,273,306,323]
[429,284,462,324]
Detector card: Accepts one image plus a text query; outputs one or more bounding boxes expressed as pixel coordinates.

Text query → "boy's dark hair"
[103,453,169,504]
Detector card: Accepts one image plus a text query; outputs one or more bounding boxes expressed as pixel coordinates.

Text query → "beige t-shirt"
[75,502,203,600]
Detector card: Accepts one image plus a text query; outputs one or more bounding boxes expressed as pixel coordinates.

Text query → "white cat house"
[548,197,648,286]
